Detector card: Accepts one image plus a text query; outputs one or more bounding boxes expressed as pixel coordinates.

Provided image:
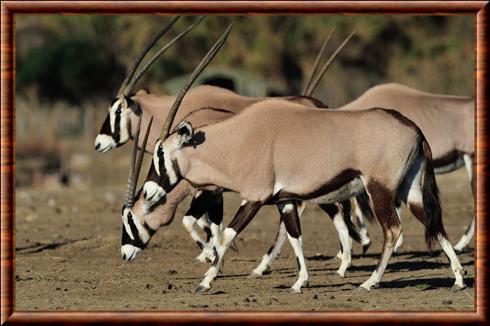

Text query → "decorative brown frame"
[1,1,488,324]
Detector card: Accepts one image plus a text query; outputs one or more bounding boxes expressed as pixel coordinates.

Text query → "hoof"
[195,285,211,294]
[291,287,303,294]
[450,284,466,292]
[336,270,346,278]
[356,285,370,292]
[248,272,262,279]
[371,283,380,289]
[230,240,239,253]
[362,242,371,255]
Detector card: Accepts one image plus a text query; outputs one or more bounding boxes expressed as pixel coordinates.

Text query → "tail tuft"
[422,140,447,251]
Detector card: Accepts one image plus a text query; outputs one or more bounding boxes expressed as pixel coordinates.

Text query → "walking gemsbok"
[139,54,466,293]
[330,83,475,253]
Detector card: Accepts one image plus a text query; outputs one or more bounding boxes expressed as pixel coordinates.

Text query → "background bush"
[16,15,474,107]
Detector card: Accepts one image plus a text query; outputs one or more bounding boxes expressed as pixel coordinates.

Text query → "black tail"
[354,192,376,224]
[340,200,361,243]
[421,140,447,251]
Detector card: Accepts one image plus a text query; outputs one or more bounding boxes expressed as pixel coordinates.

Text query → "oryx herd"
[94,17,474,294]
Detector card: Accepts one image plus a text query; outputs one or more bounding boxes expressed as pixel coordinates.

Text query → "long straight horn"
[302,26,335,96]
[125,115,142,206]
[130,117,153,206]
[117,16,181,97]
[160,22,233,140]
[124,16,205,95]
[305,30,356,97]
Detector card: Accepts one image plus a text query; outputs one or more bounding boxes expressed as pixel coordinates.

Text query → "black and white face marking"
[143,139,180,206]
[144,122,192,206]
[94,97,132,153]
[121,206,156,261]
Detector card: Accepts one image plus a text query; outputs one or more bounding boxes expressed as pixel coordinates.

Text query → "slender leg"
[195,200,262,293]
[251,201,306,277]
[360,181,402,291]
[454,219,475,252]
[196,215,212,242]
[278,201,309,293]
[405,187,466,290]
[319,203,352,277]
[353,196,372,254]
[340,194,373,258]
[250,221,287,277]
[183,191,221,263]
[205,191,226,254]
[454,154,475,252]
[393,202,404,253]
[194,214,216,263]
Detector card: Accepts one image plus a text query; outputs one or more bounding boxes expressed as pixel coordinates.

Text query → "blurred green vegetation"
[16,15,474,107]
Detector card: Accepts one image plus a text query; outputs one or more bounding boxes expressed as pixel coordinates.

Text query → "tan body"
[150,98,465,293]
[175,101,418,202]
[337,83,474,164]
[128,85,321,153]
[128,85,259,153]
[334,83,475,252]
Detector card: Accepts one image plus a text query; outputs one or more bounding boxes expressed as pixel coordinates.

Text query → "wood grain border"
[1,1,488,325]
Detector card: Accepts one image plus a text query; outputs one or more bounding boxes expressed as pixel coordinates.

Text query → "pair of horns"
[302,29,356,97]
[117,16,205,98]
[160,22,233,140]
[125,22,233,207]
[125,116,153,207]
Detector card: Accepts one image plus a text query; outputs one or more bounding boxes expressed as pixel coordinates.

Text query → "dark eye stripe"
[99,115,112,136]
[113,110,121,143]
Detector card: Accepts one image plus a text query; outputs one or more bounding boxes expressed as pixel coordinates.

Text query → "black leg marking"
[279,202,301,239]
[228,201,262,234]
[207,192,224,226]
[203,227,212,242]
[195,241,204,250]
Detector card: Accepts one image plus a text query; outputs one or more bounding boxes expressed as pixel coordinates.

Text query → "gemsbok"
[118,25,362,278]
[337,83,475,252]
[142,72,466,293]
[253,82,475,268]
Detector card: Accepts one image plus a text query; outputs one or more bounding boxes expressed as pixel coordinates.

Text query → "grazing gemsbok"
[328,83,475,253]
[144,89,465,293]
[94,17,325,260]
[119,27,362,278]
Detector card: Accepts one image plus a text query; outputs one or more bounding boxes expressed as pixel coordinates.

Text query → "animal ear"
[124,96,141,115]
[177,121,194,146]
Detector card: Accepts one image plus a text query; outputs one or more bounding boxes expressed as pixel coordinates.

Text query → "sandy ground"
[15,166,475,311]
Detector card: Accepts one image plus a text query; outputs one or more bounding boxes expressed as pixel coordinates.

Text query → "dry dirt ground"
[15,165,475,311]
